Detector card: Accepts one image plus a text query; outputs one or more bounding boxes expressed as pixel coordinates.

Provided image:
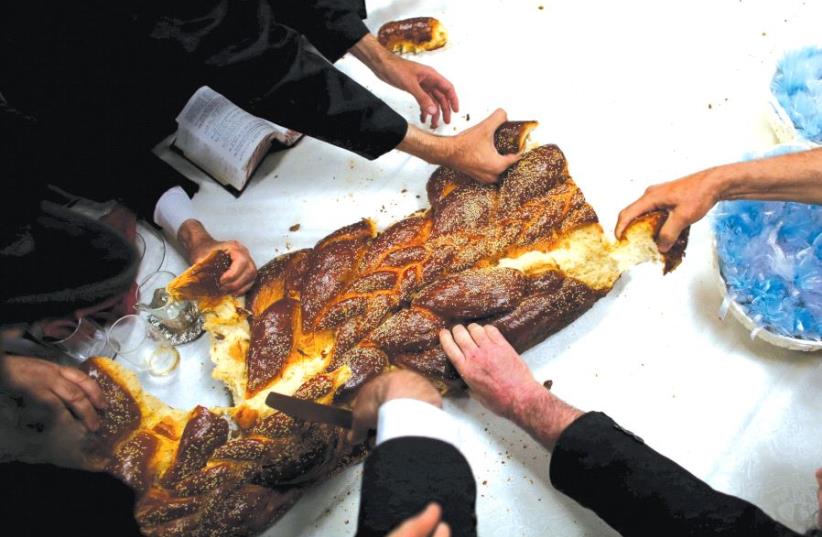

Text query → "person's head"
[1,201,138,329]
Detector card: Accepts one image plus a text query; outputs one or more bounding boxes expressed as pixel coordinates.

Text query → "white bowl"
[711,243,822,352]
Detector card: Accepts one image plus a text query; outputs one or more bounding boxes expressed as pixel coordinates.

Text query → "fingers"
[432,89,452,125]
[615,193,661,240]
[430,106,442,129]
[483,324,510,347]
[219,244,258,295]
[410,81,439,128]
[451,324,478,355]
[50,379,100,432]
[439,329,466,370]
[387,503,443,537]
[497,151,522,173]
[347,379,381,444]
[347,413,370,445]
[656,211,688,253]
[486,108,509,132]
[433,522,451,537]
[59,367,107,410]
[466,323,490,348]
[441,79,459,113]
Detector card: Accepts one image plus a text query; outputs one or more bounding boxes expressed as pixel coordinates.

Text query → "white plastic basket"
[711,243,822,352]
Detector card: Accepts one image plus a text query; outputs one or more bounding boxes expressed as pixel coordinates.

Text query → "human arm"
[350,371,475,537]
[439,324,805,537]
[0,352,106,433]
[398,110,521,184]
[616,148,822,251]
[438,323,581,447]
[141,5,511,183]
[275,1,459,128]
[350,34,459,129]
[175,218,257,296]
[274,0,370,63]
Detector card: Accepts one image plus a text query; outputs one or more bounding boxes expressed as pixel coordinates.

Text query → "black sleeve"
[356,437,478,537]
[549,412,803,537]
[141,1,407,160]
[274,0,369,62]
[96,153,199,224]
[0,85,195,223]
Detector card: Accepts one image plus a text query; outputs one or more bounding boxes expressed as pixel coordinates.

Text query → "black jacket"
[356,436,478,537]
[356,413,804,537]
[1,0,407,219]
[551,412,802,537]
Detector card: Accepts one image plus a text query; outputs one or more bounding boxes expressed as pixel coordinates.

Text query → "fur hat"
[0,201,138,324]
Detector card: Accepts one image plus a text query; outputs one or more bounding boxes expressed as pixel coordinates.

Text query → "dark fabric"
[0,461,141,537]
[550,412,802,537]
[277,0,370,62]
[0,202,138,324]
[356,436,477,537]
[1,0,406,220]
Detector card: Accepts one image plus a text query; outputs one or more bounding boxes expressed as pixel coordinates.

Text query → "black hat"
[0,201,138,324]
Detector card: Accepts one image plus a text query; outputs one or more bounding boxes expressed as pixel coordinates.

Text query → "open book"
[173,86,303,194]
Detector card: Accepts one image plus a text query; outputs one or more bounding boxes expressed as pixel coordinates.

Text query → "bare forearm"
[511,384,584,450]
[397,124,453,166]
[349,34,389,73]
[177,219,215,263]
[717,147,822,204]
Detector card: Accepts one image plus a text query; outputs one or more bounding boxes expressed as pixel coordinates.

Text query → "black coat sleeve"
[275,0,369,62]
[549,412,803,537]
[138,1,408,160]
[356,437,478,537]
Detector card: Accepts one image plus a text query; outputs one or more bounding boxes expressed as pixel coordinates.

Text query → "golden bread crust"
[377,17,447,54]
[81,122,687,536]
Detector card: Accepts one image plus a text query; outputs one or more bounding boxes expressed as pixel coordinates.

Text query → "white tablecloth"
[145,1,822,534]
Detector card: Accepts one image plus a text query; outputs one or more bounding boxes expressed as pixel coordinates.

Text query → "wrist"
[706,166,741,205]
[177,219,215,262]
[512,384,583,449]
[398,125,452,167]
[350,34,390,74]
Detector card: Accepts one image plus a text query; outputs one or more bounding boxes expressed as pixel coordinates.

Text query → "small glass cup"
[136,271,204,345]
[135,225,166,283]
[107,314,180,376]
[134,232,147,262]
[46,317,113,362]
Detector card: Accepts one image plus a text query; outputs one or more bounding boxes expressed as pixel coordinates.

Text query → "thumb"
[499,151,522,170]
[486,108,509,132]
[657,212,687,252]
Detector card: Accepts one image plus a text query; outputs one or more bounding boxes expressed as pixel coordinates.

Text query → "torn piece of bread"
[498,212,688,291]
[166,249,232,302]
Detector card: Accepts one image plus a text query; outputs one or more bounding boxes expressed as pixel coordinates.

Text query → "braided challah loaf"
[79,122,686,536]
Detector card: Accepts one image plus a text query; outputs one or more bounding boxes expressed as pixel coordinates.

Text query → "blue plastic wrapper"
[713,145,822,340]
[772,46,822,143]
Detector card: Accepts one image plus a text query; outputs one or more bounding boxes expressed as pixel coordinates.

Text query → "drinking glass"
[107,314,180,376]
[47,317,113,362]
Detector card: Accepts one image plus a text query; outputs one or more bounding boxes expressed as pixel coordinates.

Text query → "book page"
[174,87,301,190]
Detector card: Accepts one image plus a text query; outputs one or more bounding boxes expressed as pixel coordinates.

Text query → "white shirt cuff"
[376,398,459,448]
[153,186,196,237]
